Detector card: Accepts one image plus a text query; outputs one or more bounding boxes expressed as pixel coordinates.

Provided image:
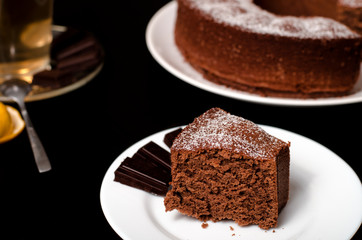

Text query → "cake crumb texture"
[165,108,290,230]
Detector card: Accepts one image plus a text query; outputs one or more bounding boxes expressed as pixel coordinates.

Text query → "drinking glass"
[0,0,53,83]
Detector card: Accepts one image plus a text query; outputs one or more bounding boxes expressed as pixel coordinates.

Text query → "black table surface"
[1,0,361,239]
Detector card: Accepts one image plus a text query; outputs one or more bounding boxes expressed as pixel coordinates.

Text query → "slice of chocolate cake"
[164,108,290,230]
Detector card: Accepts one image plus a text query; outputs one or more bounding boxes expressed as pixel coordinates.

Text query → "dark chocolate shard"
[138,141,171,171]
[51,27,89,59]
[115,156,169,195]
[56,47,100,70]
[114,141,171,196]
[55,35,97,61]
[163,128,183,148]
[32,28,103,87]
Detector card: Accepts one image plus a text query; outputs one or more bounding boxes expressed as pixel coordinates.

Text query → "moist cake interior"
[166,148,289,229]
[165,108,290,229]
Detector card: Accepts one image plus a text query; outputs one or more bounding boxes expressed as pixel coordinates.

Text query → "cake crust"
[175,0,362,98]
[164,108,290,229]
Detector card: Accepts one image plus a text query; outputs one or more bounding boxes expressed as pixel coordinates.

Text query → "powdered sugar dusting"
[340,0,362,7]
[187,0,360,39]
[172,108,287,160]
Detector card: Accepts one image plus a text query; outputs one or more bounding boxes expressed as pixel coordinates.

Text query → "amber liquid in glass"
[0,0,53,83]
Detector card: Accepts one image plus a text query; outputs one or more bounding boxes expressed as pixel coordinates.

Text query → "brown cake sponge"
[164,108,290,229]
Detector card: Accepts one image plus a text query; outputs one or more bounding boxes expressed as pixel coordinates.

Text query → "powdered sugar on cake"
[340,0,362,7]
[172,108,287,160]
[187,0,360,39]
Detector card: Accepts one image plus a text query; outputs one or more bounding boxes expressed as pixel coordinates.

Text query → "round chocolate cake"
[175,0,362,98]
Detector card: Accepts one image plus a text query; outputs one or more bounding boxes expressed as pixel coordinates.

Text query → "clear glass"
[0,0,53,83]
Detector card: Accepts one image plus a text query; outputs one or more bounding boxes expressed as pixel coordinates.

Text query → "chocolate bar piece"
[163,128,183,148]
[51,27,90,59]
[32,28,103,87]
[114,141,171,195]
[55,34,97,61]
[138,141,171,170]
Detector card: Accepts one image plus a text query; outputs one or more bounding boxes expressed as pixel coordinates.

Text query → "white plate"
[145,1,362,107]
[100,125,362,240]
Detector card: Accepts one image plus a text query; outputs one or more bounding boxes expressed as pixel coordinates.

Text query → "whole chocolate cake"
[175,0,362,98]
[164,108,290,229]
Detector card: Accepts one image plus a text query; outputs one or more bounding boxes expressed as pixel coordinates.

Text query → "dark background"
[0,0,360,239]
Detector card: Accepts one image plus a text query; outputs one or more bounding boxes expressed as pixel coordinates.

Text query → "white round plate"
[100,125,362,240]
[145,1,362,107]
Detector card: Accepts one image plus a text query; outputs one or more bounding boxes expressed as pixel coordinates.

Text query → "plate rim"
[100,125,362,240]
[145,1,362,107]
